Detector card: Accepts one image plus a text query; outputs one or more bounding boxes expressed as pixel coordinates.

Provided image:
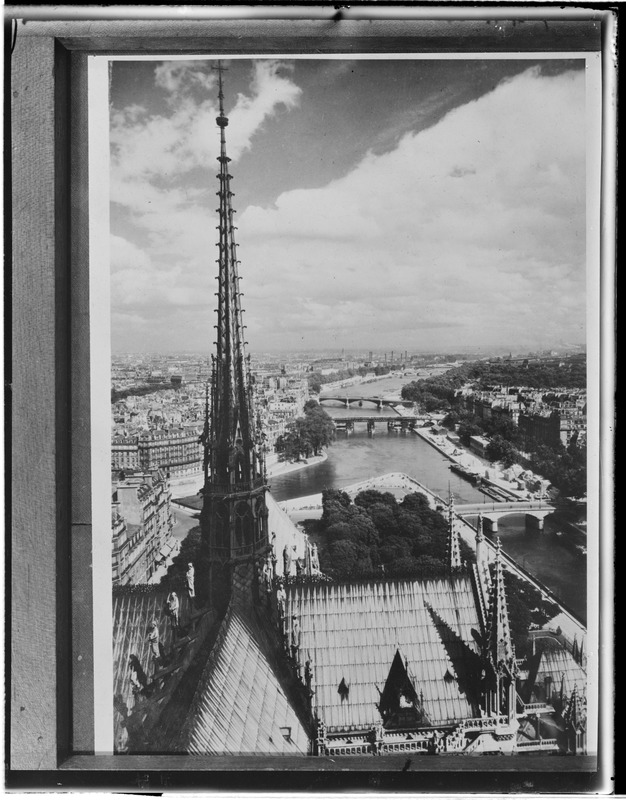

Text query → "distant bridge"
[455,500,556,532]
[333,415,424,432]
[319,395,412,409]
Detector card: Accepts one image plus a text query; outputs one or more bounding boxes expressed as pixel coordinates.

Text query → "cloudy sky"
[109,57,588,355]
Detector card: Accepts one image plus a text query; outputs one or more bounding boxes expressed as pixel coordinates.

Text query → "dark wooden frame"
[7,9,613,792]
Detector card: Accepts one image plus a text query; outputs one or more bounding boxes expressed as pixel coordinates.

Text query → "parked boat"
[449,463,480,483]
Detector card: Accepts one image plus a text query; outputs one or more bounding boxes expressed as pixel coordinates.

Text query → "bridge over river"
[455,500,556,532]
[332,414,425,431]
[320,395,412,409]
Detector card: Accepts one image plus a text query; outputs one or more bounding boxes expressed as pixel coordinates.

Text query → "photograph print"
[106,55,597,762]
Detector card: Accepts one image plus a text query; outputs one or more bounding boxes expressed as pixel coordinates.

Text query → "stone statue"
[283,544,292,576]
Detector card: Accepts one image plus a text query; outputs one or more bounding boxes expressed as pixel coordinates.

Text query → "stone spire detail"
[485,538,515,667]
[480,538,519,724]
[446,487,462,573]
[200,62,269,610]
[563,683,583,727]
[475,513,491,602]
[563,683,586,753]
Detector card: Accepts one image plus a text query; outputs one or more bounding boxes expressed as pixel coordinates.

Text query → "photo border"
[6,6,615,794]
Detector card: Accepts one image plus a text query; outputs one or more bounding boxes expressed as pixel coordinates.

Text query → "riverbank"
[413,427,546,502]
[278,472,443,522]
[266,451,328,478]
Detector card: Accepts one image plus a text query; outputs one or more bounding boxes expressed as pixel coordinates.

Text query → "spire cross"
[212,61,229,114]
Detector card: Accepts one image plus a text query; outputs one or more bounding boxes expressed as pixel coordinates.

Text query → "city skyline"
[110,57,588,354]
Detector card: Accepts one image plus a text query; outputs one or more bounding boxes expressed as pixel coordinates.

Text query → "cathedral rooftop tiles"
[286,577,483,732]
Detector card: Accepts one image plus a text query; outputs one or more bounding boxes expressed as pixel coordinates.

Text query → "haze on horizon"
[110,58,588,355]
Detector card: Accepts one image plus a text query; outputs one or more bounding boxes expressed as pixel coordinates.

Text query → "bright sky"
[109,57,588,355]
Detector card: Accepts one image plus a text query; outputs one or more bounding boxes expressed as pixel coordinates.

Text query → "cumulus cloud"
[111,64,587,352]
[110,60,302,216]
[236,66,586,350]
[154,61,216,95]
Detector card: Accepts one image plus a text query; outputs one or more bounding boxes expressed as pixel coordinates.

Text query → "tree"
[278,424,311,462]
[399,491,431,516]
[379,536,412,564]
[354,489,397,512]
[386,556,427,578]
[321,489,352,528]
[410,555,448,576]
[484,415,524,447]
[442,410,460,429]
[299,403,335,456]
[457,420,483,446]
[326,520,360,544]
[367,503,399,539]
[486,435,518,468]
[326,540,358,578]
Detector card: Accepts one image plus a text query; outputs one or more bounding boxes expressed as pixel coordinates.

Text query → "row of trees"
[400,356,586,415]
[400,377,458,412]
[457,357,586,391]
[317,488,474,580]
[275,400,335,462]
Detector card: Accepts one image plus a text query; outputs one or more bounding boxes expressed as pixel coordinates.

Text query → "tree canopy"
[276,400,335,462]
[400,356,586,414]
[317,488,474,580]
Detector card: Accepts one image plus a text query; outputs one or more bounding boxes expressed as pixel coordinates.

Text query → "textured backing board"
[70,51,95,755]
[16,18,603,53]
[10,35,72,770]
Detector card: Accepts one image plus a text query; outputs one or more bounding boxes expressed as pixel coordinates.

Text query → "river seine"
[269,376,587,623]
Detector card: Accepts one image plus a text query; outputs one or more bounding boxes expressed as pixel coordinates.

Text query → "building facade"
[111,469,174,586]
[112,427,203,478]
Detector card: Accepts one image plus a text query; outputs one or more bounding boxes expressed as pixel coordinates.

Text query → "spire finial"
[213,61,229,126]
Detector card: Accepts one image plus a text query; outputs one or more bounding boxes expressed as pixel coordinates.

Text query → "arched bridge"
[333,415,424,432]
[454,500,556,533]
[319,395,412,409]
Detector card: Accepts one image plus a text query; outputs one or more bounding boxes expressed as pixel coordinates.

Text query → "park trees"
[317,488,462,580]
[276,400,335,462]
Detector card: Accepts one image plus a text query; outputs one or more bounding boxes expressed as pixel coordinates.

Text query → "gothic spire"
[446,486,462,572]
[207,61,261,491]
[484,538,516,668]
[563,683,585,730]
[200,63,269,610]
